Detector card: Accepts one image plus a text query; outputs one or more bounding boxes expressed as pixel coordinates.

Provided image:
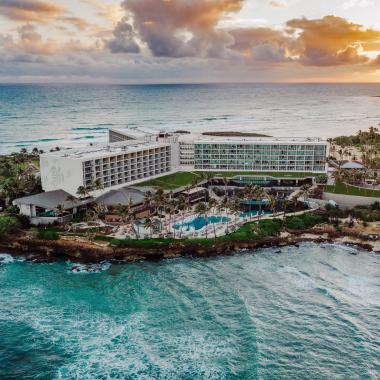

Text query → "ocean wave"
[73,135,96,140]
[66,261,111,274]
[71,126,111,131]
[0,253,15,264]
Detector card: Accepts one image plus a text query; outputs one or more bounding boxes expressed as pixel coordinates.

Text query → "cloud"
[59,16,91,31]
[229,27,293,61]
[116,0,244,58]
[0,0,63,23]
[2,24,59,55]
[287,15,380,66]
[342,0,374,10]
[106,16,140,53]
[269,1,286,8]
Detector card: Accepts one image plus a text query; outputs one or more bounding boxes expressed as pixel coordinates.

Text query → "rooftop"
[341,161,365,169]
[13,190,92,210]
[95,187,149,207]
[192,136,326,144]
[41,140,170,160]
[111,127,326,145]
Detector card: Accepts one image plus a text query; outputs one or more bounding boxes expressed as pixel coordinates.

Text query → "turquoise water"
[173,216,230,231]
[1,243,379,379]
[1,83,380,153]
[239,210,272,218]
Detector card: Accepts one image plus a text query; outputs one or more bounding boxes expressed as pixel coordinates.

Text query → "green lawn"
[136,171,317,190]
[94,219,284,248]
[325,183,380,198]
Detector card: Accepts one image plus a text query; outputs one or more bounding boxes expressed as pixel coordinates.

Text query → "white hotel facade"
[41,127,328,195]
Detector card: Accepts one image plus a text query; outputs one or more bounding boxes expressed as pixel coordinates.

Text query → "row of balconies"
[85,165,171,182]
[195,165,316,171]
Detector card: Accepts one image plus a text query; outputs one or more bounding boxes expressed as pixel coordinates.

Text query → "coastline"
[1,227,379,264]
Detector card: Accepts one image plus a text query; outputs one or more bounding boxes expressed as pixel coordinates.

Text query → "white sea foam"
[0,253,15,264]
[66,261,111,274]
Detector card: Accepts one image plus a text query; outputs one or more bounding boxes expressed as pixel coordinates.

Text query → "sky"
[0,0,380,83]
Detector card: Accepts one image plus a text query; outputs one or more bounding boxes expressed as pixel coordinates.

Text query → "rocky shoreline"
[1,228,379,264]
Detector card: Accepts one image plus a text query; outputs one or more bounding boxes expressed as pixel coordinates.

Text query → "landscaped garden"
[325,182,380,198]
[136,171,317,190]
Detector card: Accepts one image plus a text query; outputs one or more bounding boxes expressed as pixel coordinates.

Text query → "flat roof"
[193,136,326,144]
[41,140,170,161]
[110,126,155,140]
[110,128,327,145]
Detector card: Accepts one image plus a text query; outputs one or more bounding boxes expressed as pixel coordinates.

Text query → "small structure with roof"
[13,190,93,225]
[96,186,154,221]
[341,161,365,170]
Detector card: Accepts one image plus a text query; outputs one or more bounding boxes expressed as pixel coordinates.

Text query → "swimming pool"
[173,216,231,231]
[240,210,272,218]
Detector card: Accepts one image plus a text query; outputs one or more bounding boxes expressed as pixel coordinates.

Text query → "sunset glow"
[0,0,380,83]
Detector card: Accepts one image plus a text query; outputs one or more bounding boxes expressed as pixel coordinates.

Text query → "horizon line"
[1,81,380,86]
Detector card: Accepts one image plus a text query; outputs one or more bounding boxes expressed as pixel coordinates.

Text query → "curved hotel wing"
[40,127,328,195]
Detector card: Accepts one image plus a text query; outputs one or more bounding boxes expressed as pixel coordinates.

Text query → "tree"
[66,194,77,209]
[208,198,217,238]
[55,204,66,216]
[76,186,88,198]
[243,184,256,220]
[195,202,208,238]
[253,186,268,220]
[230,197,242,230]
[93,179,104,191]
[144,218,154,238]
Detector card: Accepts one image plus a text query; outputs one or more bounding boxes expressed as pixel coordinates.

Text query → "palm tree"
[253,186,267,220]
[177,195,190,239]
[144,217,154,238]
[208,198,217,238]
[55,204,65,216]
[76,186,88,199]
[222,177,229,198]
[267,194,277,215]
[153,187,165,226]
[66,194,77,206]
[230,196,242,230]
[93,179,104,191]
[195,202,208,238]
[219,197,230,234]
[243,184,256,220]
[299,184,312,204]
[115,203,129,222]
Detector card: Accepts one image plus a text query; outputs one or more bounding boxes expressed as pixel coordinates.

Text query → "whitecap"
[66,261,111,274]
[0,253,15,264]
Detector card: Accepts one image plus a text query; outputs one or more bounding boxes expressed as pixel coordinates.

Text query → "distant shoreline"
[1,227,378,265]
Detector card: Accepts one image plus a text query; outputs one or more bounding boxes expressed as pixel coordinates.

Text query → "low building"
[178,187,208,204]
[341,161,365,170]
[13,190,92,225]
[95,186,153,219]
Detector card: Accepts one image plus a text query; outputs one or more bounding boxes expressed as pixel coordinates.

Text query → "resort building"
[40,127,328,195]
[193,138,326,172]
[110,127,328,173]
[40,140,173,195]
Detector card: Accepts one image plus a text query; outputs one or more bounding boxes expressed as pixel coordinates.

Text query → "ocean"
[1,243,379,379]
[0,83,380,154]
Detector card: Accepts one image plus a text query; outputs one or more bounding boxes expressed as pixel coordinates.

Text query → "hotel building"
[41,140,173,195]
[40,127,328,195]
[193,138,327,172]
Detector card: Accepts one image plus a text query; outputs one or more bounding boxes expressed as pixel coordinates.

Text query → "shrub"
[285,216,305,230]
[258,219,283,236]
[0,216,21,236]
[37,229,60,241]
